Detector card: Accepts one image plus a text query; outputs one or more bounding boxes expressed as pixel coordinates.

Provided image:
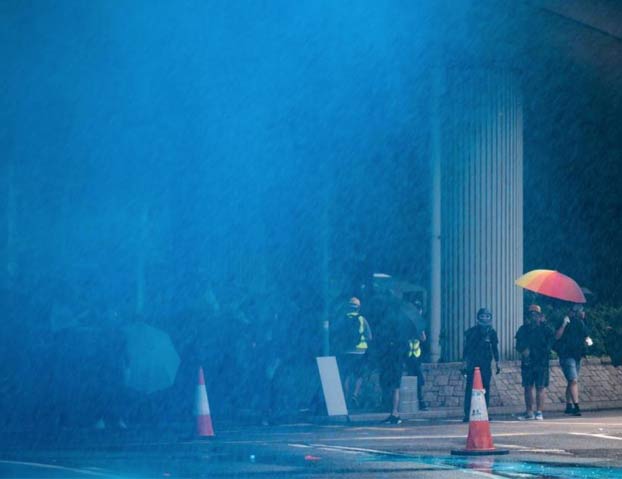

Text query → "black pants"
[405,357,425,402]
[463,365,492,418]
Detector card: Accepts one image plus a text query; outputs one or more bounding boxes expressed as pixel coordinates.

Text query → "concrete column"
[5,158,17,287]
[439,67,524,361]
[320,157,334,357]
[428,66,443,364]
[136,203,149,316]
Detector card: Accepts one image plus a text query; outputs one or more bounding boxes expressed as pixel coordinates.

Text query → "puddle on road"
[197,448,622,479]
[112,444,622,478]
[363,454,622,479]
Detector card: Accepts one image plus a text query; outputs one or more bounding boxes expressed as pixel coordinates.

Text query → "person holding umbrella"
[514,270,590,416]
[554,304,590,416]
[515,304,556,421]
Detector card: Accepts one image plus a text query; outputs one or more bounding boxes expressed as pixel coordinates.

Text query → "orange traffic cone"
[195,367,214,438]
[451,367,508,456]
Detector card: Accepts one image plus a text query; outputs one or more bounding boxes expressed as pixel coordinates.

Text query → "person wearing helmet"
[462,308,500,422]
[331,296,372,408]
[515,304,556,421]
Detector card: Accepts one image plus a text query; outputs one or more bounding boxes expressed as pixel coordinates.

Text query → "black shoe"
[564,404,574,414]
[572,405,582,417]
[382,414,402,425]
[419,401,429,411]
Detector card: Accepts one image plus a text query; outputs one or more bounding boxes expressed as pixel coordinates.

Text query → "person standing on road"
[404,301,429,411]
[515,304,556,421]
[462,308,500,422]
[369,286,408,425]
[332,297,372,409]
[555,303,590,417]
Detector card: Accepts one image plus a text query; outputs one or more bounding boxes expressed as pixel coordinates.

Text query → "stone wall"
[418,358,622,413]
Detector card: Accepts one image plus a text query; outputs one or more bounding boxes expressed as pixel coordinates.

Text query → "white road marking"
[316,447,362,455]
[566,422,622,427]
[0,460,114,477]
[322,431,553,441]
[506,419,622,427]
[494,443,572,455]
[570,432,622,441]
[537,421,622,426]
[309,444,405,456]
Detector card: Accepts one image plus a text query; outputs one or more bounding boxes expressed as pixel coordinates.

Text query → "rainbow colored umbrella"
[515,269,586,303]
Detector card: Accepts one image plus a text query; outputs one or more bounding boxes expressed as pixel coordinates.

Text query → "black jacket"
[463,325,499,369]
[515,322,555,367]
[554,318,589,360]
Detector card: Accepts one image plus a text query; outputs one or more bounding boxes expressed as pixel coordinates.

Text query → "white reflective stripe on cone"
[195,385,211,415]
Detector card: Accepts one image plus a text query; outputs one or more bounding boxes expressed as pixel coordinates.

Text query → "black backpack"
[332,313,361,353]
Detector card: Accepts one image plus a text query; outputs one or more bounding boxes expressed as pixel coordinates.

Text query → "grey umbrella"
[122,322,180,394]
[400,300,426,331]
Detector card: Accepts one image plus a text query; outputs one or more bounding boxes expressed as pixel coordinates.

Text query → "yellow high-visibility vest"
[348,312,368,350]
[408,339,421,358]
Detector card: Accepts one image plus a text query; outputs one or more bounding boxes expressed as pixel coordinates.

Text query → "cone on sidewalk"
[451,367,508,456]
[195,366,214,438]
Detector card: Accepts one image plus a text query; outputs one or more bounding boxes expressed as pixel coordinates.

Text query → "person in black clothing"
[404,301,429,411]
[462,307,500,422]
[369,287,408,425]
[555,304,590,416]
[515,304,556,421]
[331,297,372,408]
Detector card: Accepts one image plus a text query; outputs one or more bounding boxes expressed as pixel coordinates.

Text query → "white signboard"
[316,356,348,417]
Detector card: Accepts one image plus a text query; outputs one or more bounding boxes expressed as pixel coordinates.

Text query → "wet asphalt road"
[3,411,622,478]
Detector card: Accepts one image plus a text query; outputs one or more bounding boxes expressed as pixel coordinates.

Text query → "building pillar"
[428,66,443,363]
[439,67,524,361]
[5,158,17,288]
